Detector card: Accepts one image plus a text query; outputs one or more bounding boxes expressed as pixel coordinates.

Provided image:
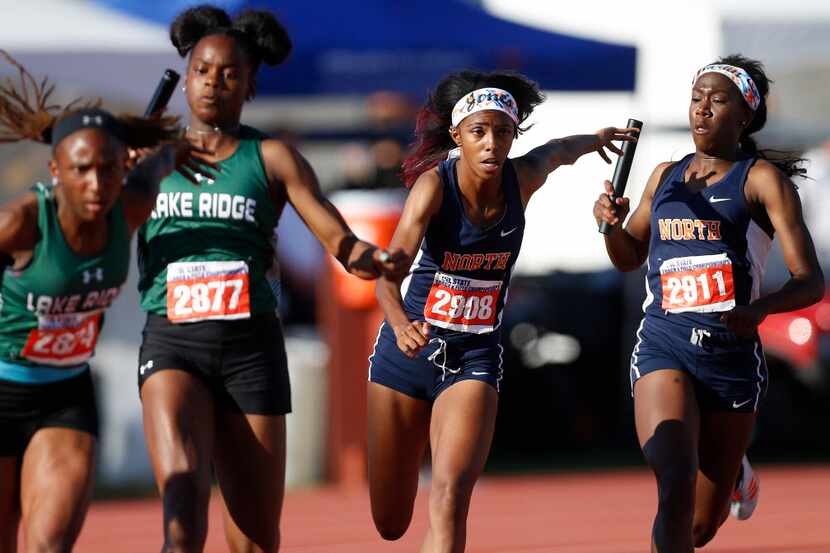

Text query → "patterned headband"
[451,87,519,127]
[693,64,761,111]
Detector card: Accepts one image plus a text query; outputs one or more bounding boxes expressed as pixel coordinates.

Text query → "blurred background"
[2,0,830,495]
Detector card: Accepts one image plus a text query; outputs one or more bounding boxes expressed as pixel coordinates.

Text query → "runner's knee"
[373,510,413,541]
[429,473,475,522]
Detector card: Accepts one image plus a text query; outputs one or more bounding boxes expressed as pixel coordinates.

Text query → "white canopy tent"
[1,0,185,113]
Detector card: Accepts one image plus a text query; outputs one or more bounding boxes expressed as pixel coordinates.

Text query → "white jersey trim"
[745,219,772,303]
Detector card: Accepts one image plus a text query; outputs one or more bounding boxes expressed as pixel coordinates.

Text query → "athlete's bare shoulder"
[0,190,39,254]
[407,167,444,220]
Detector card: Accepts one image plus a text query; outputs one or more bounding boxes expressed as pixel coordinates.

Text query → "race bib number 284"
[166,261,251,323]
[21,311,102,366]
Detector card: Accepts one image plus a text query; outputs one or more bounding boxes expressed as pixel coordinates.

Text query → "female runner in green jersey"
[0,52,211,553]
[135,6,408,553]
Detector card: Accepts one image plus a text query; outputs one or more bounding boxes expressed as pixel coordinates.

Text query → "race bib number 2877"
[166,261,251,323]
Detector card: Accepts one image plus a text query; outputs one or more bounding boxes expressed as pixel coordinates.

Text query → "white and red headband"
[693,64,761,111]
[451,87,519,127]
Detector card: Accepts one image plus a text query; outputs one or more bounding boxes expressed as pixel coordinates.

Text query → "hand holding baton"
[144,69,180,117]
[598,119,642,235]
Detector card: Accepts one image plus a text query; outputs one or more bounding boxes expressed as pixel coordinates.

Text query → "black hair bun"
[233,9,292,66]
[169,5,232,58]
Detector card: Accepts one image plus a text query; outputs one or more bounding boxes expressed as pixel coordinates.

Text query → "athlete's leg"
[141,370,216,553]
[420,380,498,553]
[367,382,431,540]
[692,411,754,547]
[634,369,700,553]
[0,457,20,553]
[19,428,95,553]
[213,413,285,553]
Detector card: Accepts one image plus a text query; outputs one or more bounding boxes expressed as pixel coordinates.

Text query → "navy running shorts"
[369,321,503,401]
[630,316,768,413]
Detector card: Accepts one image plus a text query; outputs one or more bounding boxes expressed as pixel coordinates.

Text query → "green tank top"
[137,126,280,320]
[0,182,130,367]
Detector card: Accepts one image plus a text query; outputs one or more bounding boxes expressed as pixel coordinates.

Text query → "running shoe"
[730,455,759,520]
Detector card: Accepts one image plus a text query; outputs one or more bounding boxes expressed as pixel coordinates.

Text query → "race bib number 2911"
[660,253,735,313]
[423,272,502,334]
[166,261,251,323]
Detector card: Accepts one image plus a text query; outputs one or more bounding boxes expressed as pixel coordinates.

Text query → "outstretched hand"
[593,179,631,228]
[165,141,219,186]
[347,242,411,281]
[128,141,219,186]
[593,127,639,164]
[373,247,410,281]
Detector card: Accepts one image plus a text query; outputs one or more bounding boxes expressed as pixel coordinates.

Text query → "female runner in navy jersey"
[594,55,824,552]
[368,70,635,552]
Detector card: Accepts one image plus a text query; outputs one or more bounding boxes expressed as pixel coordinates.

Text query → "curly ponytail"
[0,49,97,145]
[1,51,180,151]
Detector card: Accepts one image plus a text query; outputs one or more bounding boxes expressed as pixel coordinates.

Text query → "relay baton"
[598,119,643,235]
[144,69,180,117]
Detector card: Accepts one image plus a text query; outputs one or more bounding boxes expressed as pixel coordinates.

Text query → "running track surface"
[75,465,828,552]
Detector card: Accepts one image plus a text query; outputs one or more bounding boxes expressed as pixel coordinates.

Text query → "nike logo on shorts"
[709,196,731,204]
[732,398,752,409]
[501,227,517,237]
[471,371,489,376]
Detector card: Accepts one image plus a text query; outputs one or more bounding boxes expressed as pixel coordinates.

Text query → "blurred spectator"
[366,90,417,131]
[340,138,405,190]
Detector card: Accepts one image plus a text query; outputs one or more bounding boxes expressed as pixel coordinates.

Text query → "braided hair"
[0,50,179,150]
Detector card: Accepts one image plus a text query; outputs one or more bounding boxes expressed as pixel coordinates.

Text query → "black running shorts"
[0,369,98,457]
[138,312,291,415]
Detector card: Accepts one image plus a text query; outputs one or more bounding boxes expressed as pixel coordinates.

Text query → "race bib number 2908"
[166,261,251,323]
[660,253,735,313]
[423,272,502,334]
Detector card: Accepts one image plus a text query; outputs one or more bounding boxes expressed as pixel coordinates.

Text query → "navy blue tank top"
[401,158,525,343]
[643,153,772,330]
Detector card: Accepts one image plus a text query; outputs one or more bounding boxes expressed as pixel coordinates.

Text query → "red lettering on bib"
[423,272,502,334]
[660,253,735,313]
[21,311,102,366]
[166,261,251,323]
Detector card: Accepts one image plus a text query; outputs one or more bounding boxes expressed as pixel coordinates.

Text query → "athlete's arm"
[260,139,408,280]
[513,127,637,206]
[0,192,39,267]
[376,170,443,357]
[723,161,825,336]
[593,162,671,272]
[121,142,218,234]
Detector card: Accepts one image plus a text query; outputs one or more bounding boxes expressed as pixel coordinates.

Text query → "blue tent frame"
[96,0,635,96]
